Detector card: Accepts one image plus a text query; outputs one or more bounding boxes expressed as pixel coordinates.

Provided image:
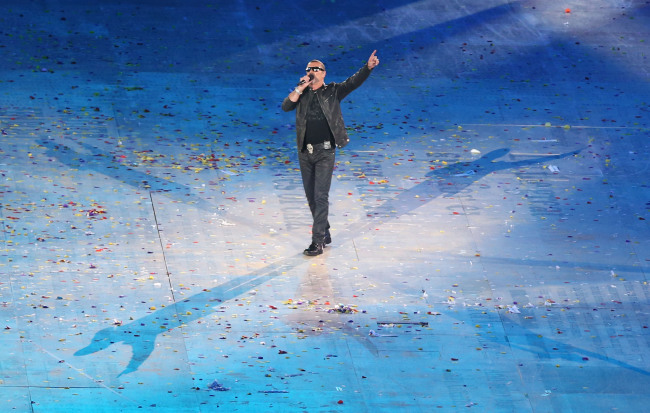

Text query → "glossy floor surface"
[1,0,649,412]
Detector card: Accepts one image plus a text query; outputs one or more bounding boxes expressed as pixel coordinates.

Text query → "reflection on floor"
[1,0,649,411]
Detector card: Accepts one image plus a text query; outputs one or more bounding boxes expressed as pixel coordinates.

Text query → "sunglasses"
[305,66,325,72]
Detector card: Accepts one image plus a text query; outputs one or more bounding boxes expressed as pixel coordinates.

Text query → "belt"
[306,141,332,153]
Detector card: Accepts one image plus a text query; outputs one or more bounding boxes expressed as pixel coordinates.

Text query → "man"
[282,50,380,256]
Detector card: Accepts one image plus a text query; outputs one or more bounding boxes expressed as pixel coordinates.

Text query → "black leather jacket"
[282,64,372,150]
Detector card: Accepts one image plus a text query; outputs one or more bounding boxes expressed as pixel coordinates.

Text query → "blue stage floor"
[1,0,649,411]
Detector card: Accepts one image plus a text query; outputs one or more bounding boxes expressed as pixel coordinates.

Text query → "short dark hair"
[309,60,325,70]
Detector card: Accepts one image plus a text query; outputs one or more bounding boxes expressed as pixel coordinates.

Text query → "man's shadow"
[75,258,298,376]
[73,146,587,376]
[36,138,260,229]
[348,147,581,222]
[498,314,650,377]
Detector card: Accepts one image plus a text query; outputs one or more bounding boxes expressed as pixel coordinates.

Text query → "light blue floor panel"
[1,0,650,412]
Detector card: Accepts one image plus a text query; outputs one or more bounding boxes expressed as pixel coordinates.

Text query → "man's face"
[305,61,326,84]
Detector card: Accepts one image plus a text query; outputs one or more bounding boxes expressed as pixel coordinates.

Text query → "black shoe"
[324,233,332,245]
[303,243,324,256]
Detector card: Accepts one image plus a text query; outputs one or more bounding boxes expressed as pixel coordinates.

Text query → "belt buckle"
[323,141,331,150]
[307,144,314,154]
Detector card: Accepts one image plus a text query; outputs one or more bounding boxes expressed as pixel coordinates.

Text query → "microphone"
[297,73,314,86]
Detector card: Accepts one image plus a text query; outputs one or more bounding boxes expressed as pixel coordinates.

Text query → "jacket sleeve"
[336,64,372,101]
[282,96,298,112]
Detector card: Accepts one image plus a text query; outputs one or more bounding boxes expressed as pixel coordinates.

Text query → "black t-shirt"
[304,92,333,146]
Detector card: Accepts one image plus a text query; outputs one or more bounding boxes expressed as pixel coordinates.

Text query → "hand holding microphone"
[297,73,314,86]
[292,73,314,99]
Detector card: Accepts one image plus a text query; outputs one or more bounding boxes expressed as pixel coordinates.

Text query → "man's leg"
[310,147,335,245]
[299,150,320,255]
[299,150,316,213]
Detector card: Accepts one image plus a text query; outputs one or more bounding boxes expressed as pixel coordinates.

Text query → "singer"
[282,50,380,256]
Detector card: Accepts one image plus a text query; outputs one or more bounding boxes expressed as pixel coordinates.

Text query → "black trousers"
[298,143,335,244]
